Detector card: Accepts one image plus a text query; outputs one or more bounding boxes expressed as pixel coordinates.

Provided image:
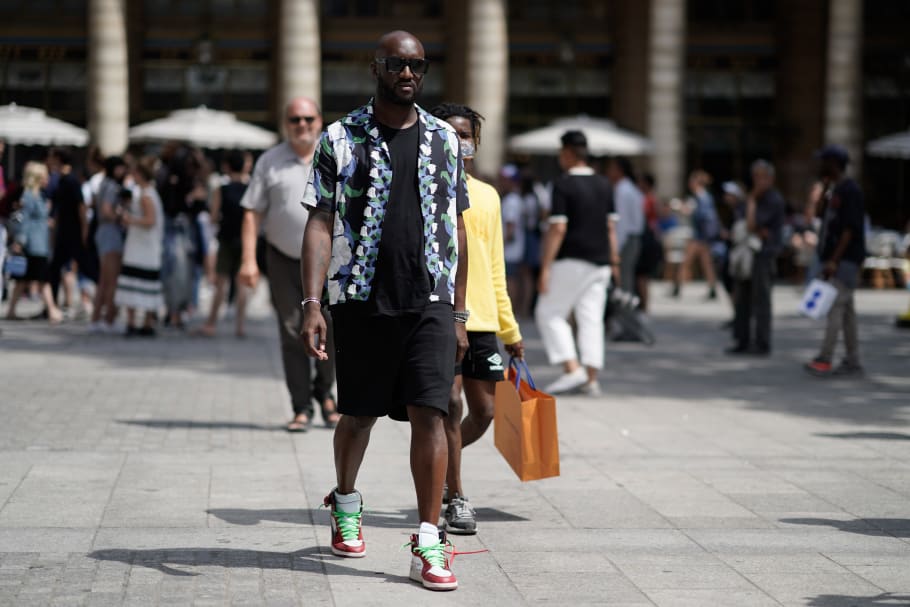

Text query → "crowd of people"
[2,27,909,594]
[0,143,253,336]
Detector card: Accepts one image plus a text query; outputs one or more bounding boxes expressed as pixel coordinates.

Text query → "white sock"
[334,490,361,514]
[418,521,439,547]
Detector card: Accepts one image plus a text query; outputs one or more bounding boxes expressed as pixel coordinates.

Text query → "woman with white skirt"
[115,157,164,337]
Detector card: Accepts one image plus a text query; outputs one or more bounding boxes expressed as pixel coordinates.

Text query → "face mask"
[460,140,475,160]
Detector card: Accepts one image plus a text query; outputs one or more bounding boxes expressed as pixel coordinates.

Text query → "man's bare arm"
[237,209,262,287]
[454,213,469,362]
[537,221,567,294]
[302,209,333,299]
[301,208,333,359]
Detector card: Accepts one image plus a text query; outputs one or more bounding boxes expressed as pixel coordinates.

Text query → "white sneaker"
[579,380,602,396]
[88,321,105,334]
[544,368,588,394]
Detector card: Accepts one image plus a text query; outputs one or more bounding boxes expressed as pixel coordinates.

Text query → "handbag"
[799,279,838,320]
[3,254,27,278]
[493,358,560,482]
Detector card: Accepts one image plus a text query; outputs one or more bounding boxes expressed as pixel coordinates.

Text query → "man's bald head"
[285,96,320,120]
[375,30,424,60]
[284,96,322,152]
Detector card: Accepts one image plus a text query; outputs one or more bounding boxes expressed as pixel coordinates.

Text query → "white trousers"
[535,258,611,369]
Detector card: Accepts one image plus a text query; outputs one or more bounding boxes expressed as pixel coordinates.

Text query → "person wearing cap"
[805,145,866,377]
[726,160,785,356]
[536,130,618,395]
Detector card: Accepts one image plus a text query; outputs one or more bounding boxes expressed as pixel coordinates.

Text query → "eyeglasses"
[287,115,317,125]
[375,56,429,75]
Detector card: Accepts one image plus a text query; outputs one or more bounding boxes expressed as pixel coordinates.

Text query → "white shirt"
[240,141,312,259]
[501,191,525,263]
[613,177,645,249]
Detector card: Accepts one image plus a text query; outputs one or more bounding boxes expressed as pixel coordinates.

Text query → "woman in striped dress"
[115,157,164,336]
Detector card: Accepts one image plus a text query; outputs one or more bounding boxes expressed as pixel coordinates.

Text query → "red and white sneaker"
[323,490,365,558]
[407,531,458,591]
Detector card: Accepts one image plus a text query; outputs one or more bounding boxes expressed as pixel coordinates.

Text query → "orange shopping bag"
[494,358,560,482]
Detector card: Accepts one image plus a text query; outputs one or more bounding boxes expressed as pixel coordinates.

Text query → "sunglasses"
[287,115,317,125]
[375,56,429,75]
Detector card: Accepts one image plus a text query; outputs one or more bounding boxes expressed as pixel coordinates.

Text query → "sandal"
[286,414,310,433]
[320,397,341,428]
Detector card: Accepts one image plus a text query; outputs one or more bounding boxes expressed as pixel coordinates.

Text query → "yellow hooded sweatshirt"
[462,175,522,345]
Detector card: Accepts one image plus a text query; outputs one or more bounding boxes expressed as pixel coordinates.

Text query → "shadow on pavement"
[815,431,910,441]
[118,419,284,431]
[587,311,910,426]
[88,546,410,583]
[207,507,528,528]
[779,517,910,538]
[0,316,280,380]
[805,593,910,606]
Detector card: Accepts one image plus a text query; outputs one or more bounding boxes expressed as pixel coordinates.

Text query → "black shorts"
[455,331,506,381]
[331,302,456,422]
[23,255,49,282]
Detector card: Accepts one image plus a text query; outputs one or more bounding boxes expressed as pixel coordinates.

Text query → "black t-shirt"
[819,178,865,264]
[369,122,432,315]
[53,173,84,243]
[551,172,615,265]
[218,180,247,245]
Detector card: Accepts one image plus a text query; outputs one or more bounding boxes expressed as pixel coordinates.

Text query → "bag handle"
[509,357,536,391]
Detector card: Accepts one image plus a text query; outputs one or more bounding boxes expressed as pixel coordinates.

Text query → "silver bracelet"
[453,310,470,324]
[301,297,321,309]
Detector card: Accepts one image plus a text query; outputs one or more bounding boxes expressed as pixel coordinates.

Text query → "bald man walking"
[302,31,469,591]
[238,97,340,432]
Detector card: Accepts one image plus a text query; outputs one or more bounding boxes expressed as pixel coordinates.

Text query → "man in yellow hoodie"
[430,103,524,535]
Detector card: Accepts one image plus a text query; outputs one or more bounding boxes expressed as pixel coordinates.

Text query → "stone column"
[646,0,686,199]
[88,0,129,155]
[465,0,508,178]
[824,0,863,177]
[277,0,321,122]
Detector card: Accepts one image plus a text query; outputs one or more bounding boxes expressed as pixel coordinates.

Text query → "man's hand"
[455,323,469,363]
[822,260,838,280]
[537,266,551,294]
[237,260,260,289]
[504,340,524,361]
[302,304,328,360]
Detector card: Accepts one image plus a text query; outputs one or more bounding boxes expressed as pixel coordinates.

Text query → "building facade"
[1,0,908,226]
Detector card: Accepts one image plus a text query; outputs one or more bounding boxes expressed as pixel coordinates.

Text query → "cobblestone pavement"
[1,282,909,606]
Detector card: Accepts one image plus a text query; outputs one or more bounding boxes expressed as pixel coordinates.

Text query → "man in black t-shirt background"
[535,130,618,396]
[805,145,866,377]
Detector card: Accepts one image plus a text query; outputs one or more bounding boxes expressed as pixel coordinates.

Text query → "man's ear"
[369,60,378,79]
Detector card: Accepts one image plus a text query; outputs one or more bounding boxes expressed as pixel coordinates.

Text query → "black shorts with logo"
[455,331,506,381]
[331,302,455,422]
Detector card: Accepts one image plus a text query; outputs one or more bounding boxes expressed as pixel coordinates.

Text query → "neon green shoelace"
[411,541,447,569]
[332,509,362,542]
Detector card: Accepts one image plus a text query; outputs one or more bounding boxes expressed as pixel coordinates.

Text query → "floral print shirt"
[302,100,469,306]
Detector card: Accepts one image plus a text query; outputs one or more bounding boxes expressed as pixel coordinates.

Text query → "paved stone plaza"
[1,283,909,606]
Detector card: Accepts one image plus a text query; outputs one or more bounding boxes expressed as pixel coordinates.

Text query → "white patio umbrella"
[509,115,653,156]
[129,106,278,150]
[0,103,89,179]
[866,129,910,160]
[0,103,89,146]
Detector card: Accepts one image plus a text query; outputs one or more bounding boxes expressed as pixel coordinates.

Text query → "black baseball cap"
[814,144,850,168]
